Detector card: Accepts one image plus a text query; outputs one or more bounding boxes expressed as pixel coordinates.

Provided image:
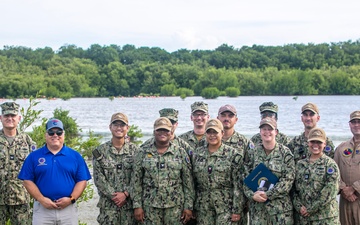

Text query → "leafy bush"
[225,87,240,97]
[175,88,194,99]
[201,87,220,99]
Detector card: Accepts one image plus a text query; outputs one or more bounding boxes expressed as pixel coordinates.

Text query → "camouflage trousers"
[196,208,237,225]
[249,206,293,225]
[143,205,183,225]
[295,217,340,225]
[0,204,31,225]
[97,208,136,225]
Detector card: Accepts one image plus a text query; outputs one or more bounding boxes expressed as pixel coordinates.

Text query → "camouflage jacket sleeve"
[130,149,144,209]
[243,149,256,200]
[266,146,295,201]
[92,147,116,199]
[324,137,335,159]
[180,148,195,210]
[307,159,340,214]
[232,152,244,214]
[292,161,305,213]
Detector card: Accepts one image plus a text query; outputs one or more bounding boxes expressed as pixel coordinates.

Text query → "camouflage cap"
[259,102,278,113]
[302,102,319,114]
[205,119,224,133]
[308,127,326,143]
[218,104,237,115]
[46,118,64,131]
[191,101,208,113]
[110,112,128,125]
[259,118,277,130]
[154,117,172,131]
[159,108,179,122]
[1,102,20,115]
[349,110,360,122]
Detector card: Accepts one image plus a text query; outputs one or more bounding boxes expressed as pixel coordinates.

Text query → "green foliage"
[224,87,240,97]
[2,40,360,97]
[175,88,194,99]
[160,84,176,96]
[127,124,143,145]
[19,94,44,132]
[201,87,220,99]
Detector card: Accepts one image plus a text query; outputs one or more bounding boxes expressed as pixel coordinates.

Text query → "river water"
[10,95,358,147]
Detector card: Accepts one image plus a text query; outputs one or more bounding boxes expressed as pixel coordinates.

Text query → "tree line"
[0,39,360,99]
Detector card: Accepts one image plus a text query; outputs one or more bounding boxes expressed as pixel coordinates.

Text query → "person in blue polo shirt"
[18,118,91,225]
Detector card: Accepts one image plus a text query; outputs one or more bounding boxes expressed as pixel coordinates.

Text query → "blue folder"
[244,163,279,192]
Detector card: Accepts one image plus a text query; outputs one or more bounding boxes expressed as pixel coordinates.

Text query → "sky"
[1,0,359,52]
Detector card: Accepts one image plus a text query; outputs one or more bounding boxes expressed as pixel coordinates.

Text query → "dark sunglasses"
[47,130,64,136]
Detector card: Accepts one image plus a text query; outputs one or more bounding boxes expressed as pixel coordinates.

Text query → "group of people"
[0,100,359,225]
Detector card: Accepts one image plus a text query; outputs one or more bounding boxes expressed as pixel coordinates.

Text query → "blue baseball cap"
[46,118,64,131]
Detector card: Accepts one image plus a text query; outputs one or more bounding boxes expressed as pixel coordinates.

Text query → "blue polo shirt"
[18,144,91,201]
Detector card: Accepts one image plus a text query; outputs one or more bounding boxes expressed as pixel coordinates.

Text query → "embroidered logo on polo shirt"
[38,158,47,166]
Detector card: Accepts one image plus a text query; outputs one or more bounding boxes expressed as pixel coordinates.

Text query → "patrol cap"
[110,112,128,125]
[218,104,237,115]
[1,102,20,115]
[259,102,278,113]
[154,117,172,131]
[349,110,360,122]
[191,101,208,113]
[302,103,319,114]
[159,108,178,122]
[308,127,326,143]
[46,118,64,131]
[205,119,223,133]
[259,118,277,130]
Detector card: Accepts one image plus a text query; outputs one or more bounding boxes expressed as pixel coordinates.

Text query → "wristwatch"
[69,195,76,204]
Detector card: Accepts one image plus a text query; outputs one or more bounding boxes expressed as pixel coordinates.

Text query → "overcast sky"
[1,0,359,52]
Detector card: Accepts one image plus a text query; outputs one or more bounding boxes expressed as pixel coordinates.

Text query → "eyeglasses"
[47,130,63,136]
[261,112,276,118]
[112,123,127,128]
[350,120,360,125]
[192,113,207,118]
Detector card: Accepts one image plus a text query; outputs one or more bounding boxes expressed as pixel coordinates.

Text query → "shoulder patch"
[324,146,332,152]
[343,148,353,157]
[327,167,335,174]
[185,156,190,164]
[249,142,255,149]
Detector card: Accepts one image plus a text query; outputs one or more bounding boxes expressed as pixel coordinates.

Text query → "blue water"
[5,95,358,147]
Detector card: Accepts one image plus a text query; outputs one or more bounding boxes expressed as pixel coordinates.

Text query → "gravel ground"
[78,187,100,225]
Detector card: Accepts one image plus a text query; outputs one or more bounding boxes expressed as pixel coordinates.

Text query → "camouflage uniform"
[179,101,209,152]
[244,143,295,225]
[93,141,138,225]
[251,131,290,147]
[142,135,194,157]
[192,144,244,225]
[179,130,207,152]
[223,131,254,225]
[293,154,340,224]
[0,102,36,225]
[287,132,335,163]
[252,102,290,147]
[131,142,194,225]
